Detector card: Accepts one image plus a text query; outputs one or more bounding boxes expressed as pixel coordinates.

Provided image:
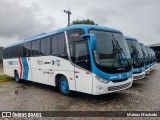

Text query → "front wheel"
[14,71,21,83]
[59,76,71,96]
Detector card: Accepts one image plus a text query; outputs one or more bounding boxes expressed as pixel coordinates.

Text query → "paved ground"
[0,64,160,119]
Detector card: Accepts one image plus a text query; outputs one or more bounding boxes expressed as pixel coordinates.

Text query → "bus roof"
[4,24,122,49]
[139,42,144,45]
[124,36,137,41]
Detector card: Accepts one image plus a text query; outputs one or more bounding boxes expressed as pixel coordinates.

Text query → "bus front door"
[73,41,93,94]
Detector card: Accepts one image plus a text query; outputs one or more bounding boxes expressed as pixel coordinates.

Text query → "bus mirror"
[81,34,96,50]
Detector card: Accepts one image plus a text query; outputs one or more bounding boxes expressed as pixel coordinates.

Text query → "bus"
[145,46,154,72]
[3,25,133,96]
[148,48,157,71]
[150,48,157,67]
[125,36,145,80]
[139,43,151,74]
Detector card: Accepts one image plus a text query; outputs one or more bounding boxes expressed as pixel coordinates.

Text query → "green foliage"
[0,75,13,81]
[71,19,96,25]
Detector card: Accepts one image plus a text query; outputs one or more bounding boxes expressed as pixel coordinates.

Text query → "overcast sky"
[0,0,160,47]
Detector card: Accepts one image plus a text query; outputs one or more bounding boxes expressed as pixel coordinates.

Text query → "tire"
[14,71,21,83]
[59,76,71,96]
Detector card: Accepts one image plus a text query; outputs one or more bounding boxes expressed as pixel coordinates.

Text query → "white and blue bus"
[125,36,145,80]
[3,25,133,95]
[139,42,151,74]
[147,47,157,71]
[145,46,154,72]
[150,48,157,68]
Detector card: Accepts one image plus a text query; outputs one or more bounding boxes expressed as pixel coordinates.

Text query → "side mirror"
[81,34,96,50]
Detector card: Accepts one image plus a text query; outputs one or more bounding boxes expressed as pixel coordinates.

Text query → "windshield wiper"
[131,45,143,64]
[115,40,131,66]
[111,40,119,68]
[112,39,130,67]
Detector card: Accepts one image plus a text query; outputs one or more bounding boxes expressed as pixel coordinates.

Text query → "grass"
[0,74,14,82]
[0,65,3,70]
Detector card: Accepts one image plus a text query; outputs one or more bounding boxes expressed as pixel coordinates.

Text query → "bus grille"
[133,74,144,80]
[133,71,142,74]
[108,82,131,91]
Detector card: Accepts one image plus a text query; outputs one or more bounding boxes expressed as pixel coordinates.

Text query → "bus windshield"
[126,40,144,65]
[131,41,143,58]
[89,30,131,67]
[140,44,148,58]
[146,47,151,58]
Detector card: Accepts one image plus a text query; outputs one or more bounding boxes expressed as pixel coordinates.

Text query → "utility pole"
[64,9,71,26]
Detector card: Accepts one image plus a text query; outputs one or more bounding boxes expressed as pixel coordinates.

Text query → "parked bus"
[139,43,150,74]
[149,48,157,71]
[145,46,154,72]
[125,36,145,80]
[150,48,157,67]
[3,25,133,95]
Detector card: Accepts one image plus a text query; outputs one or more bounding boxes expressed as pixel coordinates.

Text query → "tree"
[71,19,97,25]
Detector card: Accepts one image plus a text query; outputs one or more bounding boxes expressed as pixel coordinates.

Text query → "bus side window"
[73,41,91,70]
[31,40,40,56]
[40,37,51,56]
[51,33,67,58]
[24,42,31,57]
[17,44,24,57]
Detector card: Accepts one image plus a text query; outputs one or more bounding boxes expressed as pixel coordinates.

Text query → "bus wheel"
[59,76,71,96]
[14,71,21,83]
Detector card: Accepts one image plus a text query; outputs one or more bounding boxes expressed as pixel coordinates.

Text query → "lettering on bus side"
[44,62,51,64]
[37,60,43,65]
[8,61,19,65]
[70,33,80,38]
[43,71,54,74]
[55,59,61,66]
[52,60,55,65]
[37,60,54,65]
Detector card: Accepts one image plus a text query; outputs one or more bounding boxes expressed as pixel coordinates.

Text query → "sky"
[0,0,160,47]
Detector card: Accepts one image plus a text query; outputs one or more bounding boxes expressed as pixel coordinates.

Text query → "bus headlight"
[95,76,110,84]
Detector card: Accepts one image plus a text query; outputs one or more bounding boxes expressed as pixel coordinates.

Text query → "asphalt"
[0,64,160,120]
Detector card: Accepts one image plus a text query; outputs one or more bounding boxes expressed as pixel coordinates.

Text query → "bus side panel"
[29,56,76,90]
[30,56,46,83]
[30,56,75,91]
[3,58,21,77]
[48,56,75,91]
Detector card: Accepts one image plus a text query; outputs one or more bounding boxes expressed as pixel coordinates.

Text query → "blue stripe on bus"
[21,57,29,80]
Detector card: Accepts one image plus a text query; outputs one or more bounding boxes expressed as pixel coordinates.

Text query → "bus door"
[73,41,93,94]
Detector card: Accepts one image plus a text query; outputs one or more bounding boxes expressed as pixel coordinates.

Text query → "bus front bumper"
[151,63,157,70]
[149,66,154,72]
[133,71,145,80]
[145,68,150,75]
[92,76,133,95]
